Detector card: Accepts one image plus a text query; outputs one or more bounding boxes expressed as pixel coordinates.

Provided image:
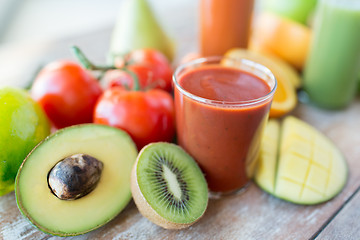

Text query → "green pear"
[109,0,175,62]
[0,87,50,196]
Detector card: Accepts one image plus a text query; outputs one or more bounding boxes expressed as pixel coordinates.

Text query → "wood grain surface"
[315,188,360,240]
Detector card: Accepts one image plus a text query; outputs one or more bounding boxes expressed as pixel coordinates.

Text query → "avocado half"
[15,124,138,236]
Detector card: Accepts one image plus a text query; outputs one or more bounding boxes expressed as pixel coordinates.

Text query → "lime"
[0,87,50,196]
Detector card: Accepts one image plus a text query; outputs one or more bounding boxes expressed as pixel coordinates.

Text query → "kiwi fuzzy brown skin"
[130,142,207,230]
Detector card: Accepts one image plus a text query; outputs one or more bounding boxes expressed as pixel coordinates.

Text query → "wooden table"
[0,2,359,239]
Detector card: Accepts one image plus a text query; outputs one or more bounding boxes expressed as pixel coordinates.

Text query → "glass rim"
[173,56,277,108]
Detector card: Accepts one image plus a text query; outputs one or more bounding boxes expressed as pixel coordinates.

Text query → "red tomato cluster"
[31,48,175,150]
[103,49,173,92]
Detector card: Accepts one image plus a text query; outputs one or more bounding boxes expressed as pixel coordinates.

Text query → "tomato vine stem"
[71,46,140,91]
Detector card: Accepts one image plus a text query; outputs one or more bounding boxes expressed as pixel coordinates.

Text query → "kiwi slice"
[131,142,208,229]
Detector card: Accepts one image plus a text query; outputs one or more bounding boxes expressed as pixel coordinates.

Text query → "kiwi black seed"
[131,142,208,229]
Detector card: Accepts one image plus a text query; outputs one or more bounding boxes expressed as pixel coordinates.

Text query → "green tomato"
[262,0,317,25]
[0,87,50,196]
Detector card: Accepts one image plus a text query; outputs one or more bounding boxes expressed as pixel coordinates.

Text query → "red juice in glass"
[173,57,276,195]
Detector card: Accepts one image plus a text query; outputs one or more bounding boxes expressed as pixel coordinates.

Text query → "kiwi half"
[131,143,208,229]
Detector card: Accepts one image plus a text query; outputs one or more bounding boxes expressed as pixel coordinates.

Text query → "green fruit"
[15,124,138,236]
[262,0,317,25]
[0,87,50,196]
[109,0,175,61]
[357,71,360,93]
[131,143,208,229]
[255,116,348,205]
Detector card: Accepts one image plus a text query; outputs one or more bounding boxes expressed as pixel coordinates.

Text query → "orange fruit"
[223,48,297,118]
[250,12,312,70]
[269,68,297,118]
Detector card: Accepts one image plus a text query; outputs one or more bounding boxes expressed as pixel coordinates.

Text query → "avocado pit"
[48,153,103,200]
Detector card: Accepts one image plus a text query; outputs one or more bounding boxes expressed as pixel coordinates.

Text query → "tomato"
[103,64,155,90]
[31,61,103,129]
[129,49,173,90]
[111,49,173,92]
[93,87,175,150]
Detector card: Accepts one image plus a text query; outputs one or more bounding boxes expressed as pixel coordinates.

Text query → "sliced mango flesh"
[256,119,280,193]
[255,116,348,205]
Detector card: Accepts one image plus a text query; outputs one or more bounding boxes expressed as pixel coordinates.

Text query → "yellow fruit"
[250,12,311,70]
[256,119,280,193]
[224,48,297,118]
[255,116,348,205]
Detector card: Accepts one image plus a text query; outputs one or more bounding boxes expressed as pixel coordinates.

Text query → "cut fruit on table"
[255,116,348,205]
[131,142,208,229]
[15,124,138,236]
[223,48,298,118]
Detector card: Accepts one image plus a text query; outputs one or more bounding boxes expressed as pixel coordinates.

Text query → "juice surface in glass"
[303,0,360,109]
[173,57,276,194]
[200,0,254,56]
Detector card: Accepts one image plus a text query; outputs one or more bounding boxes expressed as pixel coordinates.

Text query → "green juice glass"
[303,0,360,109]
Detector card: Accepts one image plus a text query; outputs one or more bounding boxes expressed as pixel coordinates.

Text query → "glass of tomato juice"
[173,56,277,196]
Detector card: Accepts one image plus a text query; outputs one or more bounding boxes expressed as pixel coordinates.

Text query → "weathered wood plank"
[314,187,360,240]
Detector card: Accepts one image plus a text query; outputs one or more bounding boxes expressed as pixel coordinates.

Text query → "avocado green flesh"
[15,124,137,236]
[136,143,208,224]
[255,116,348,205]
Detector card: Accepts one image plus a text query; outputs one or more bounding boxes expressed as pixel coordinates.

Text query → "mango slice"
[255,116,348,205]
[256,119,280,193]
